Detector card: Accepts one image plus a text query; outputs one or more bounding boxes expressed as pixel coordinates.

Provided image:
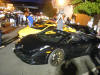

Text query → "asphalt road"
[0,41,67,75]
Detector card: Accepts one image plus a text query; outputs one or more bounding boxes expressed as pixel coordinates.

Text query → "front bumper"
[14,48,48,65]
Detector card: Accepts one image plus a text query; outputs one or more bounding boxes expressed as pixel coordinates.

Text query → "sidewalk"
[2,26,24,45]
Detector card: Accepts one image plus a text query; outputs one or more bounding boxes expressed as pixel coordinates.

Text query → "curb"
[2,27,24,45]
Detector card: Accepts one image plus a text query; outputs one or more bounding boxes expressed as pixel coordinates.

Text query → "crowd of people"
[0,11,49,48]
[0,11,49,28]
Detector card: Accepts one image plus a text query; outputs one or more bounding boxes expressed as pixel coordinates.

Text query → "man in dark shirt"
[0,30,5,48]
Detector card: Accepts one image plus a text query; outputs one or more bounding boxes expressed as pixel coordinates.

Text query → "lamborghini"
[14,27,100,67]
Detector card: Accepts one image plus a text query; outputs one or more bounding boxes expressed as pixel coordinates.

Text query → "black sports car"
[14,26,100,67]
[67,24,97,35]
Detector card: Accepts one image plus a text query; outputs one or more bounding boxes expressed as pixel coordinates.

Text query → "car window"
[45,30,56,34]
[33,25,47,30]
[47,22,54,24]
[39,31,62,43]
[47,26,56,30]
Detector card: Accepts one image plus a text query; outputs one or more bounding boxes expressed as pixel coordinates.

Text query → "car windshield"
[46,22,55,24]
[33,25,48,30]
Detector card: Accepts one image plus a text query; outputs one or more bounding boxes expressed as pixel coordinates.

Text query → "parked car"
[18,20,76,39]
[18,20,96,39]
[67,24,97,35]
[14,27,100,67]
[18,20,57,38]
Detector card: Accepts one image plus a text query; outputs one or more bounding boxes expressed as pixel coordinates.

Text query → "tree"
[71,0,100,28]
[42,2,57,18]
[71,0,100,16]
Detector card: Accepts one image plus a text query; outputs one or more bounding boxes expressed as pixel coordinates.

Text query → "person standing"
[0,29,2,46]
[13,14,17,27]
[56,13,64,31]
[87,18,94,28]
[0,29,5,48]
[22,14,27,26]
[27,13,34,27]
[10,13,14,26]
[65,17,71,25]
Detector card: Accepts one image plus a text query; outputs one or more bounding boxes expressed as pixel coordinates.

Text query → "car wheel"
[48,48,64,66]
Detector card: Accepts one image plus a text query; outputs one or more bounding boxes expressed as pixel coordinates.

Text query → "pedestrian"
[0,29,2,46]
[56,13,64,31]
[70,15,76,24]
[0,29,5,48]
[22,14,27,26]
[10,13,14,27]
[15,14,19,27]
[13,14,17,27]
[27,13,34,27]
[17,14,20,26]
[65,17,71,25]
[20,13,24,26]
[87,18,94,28]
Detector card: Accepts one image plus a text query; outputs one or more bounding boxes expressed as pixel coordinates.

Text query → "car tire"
[48,48,64,66]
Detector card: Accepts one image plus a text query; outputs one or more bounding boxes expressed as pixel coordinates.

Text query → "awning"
[16,6,38,9]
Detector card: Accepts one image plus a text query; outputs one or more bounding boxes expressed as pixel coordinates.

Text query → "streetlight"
[58,0,65,7]
[52,0,66,8]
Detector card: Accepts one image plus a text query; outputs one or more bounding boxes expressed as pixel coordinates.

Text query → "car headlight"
[40,45,50,51]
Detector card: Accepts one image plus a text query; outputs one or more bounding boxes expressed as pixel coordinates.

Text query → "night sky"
[11,0,44,3]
